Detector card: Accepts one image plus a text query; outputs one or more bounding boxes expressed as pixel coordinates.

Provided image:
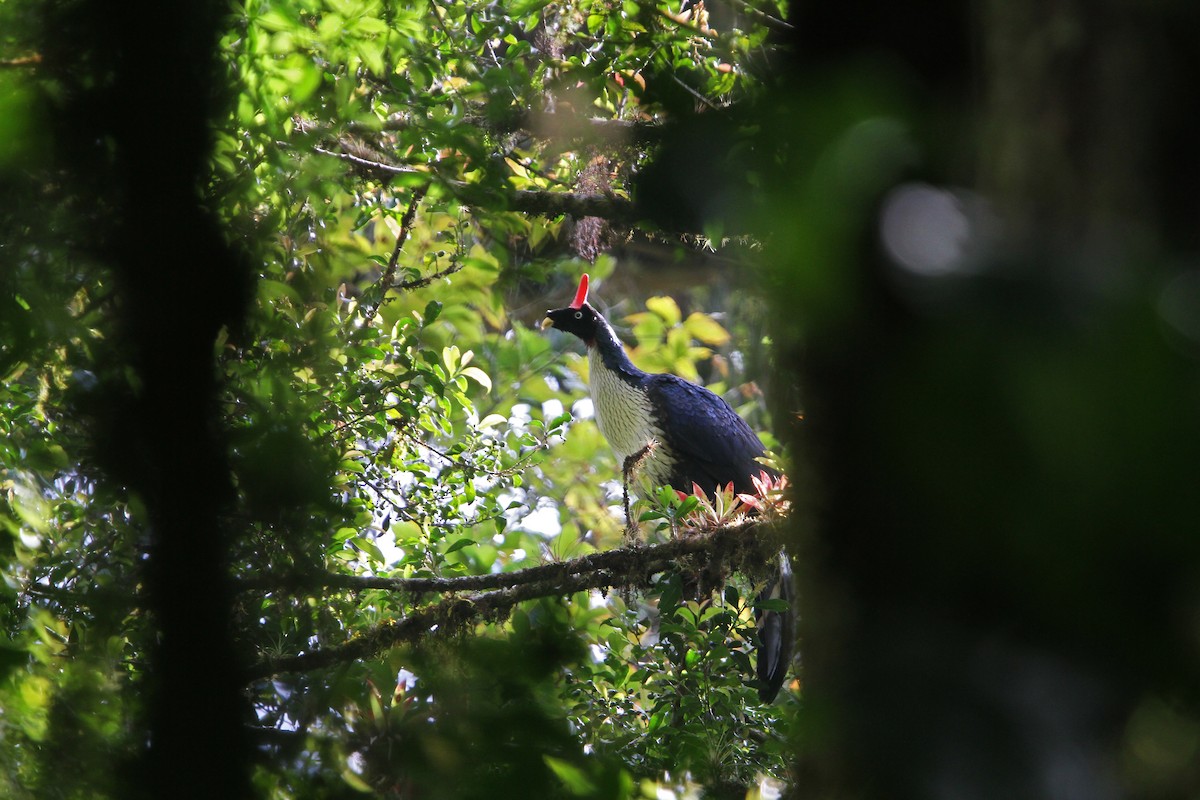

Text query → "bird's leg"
[622,439,657,545]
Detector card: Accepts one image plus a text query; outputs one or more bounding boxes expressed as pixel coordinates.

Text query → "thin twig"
[302,112,660,145]
[363,186,428,325]
[672,74,722,111]
[390,259,464,293]
[388,419,547,480]
[312,144,425,177]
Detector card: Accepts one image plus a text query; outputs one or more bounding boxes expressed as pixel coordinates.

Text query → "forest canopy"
[2,0,797,797]
[6,0,1200,798]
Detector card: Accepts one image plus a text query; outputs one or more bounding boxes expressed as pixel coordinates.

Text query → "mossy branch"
[243,520,777,681]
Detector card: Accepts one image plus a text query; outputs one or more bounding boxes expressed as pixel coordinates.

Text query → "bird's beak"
[540,316,555,331]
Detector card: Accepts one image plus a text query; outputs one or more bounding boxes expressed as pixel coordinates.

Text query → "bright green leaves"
[627,295,731,382]
[644,294,682,326]
[683,310,731,346]
[442,344,492,394]
[222,0,787,297]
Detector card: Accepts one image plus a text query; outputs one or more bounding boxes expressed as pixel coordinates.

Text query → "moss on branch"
[243,520,777,681]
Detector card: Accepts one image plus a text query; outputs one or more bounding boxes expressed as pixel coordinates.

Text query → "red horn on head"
[569,274,590,309]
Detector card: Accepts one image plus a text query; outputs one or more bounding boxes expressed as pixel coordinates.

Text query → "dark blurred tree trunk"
[979,0,1171,247]
[746,1,1200,798]
[44,1,254,797]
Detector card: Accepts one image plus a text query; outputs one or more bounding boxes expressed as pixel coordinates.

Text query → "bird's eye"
[574,311,583,319]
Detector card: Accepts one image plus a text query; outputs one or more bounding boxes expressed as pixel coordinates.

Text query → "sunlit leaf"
[645,295,681,326]
[478,413,507,429]
[682,312,730,346]
[459,366,492,392]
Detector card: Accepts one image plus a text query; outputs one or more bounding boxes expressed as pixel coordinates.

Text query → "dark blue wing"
[644,374,773,496]
[646,374,792,702]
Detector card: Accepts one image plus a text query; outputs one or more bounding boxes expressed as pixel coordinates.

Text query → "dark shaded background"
[752,2,1200,797]
[34,1,254,797]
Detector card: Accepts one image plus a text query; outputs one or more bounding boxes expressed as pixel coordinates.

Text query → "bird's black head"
[541,274,602,346]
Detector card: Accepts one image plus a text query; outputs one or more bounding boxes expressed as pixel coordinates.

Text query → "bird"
[542,273,795,703]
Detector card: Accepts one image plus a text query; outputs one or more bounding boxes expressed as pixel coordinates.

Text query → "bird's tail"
[754,549,796,703]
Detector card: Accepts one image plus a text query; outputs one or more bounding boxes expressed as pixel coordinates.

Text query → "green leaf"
[391,520,423,542]
[258,279,302,304]
[351,536,385,562]
[658,579,682,613]
[477,413,507,430]
[645,295,681,326]
[423,299,443,324]
[339,459,366,474]
[459,366,492,392]
[443,537,475,554]
[544,756,597,796]
[682,311,730,346]
[441,345,460,372]
[340,767,374,793]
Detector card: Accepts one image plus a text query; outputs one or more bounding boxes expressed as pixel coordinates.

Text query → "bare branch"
[303,112,662,146]
[239,522,760,596]
[656,7,718,39]
[505,186,639,223]
[389,259,464,293]
[519,112,663,146]
[310,146,641,224]
[363,185,428,324]
[312,144,426,178]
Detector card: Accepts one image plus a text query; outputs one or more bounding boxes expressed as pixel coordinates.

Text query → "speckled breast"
[587,348,674,487]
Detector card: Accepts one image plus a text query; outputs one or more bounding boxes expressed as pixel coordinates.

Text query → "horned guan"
[543,273,795,703]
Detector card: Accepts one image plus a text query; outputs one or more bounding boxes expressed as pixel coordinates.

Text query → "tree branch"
[239,521,762,596]
[311,146,641,224]
[0,54,42,68]
[243,521,773,681]
[506,186,639,223]
[518,111,663,146]
[363,185,427,324]
[310,111,662,146]
[389,258,464,293]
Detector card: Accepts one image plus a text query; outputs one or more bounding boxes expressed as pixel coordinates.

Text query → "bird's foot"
[621,441,656,548]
